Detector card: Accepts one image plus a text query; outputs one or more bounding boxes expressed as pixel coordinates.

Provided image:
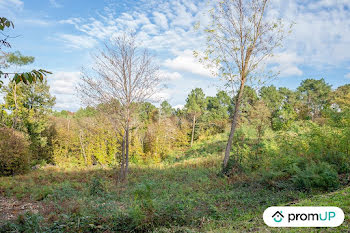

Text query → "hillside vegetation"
[0,132,349,232]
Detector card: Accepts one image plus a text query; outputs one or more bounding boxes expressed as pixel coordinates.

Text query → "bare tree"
[78,34,161,181]
[196,0,288,172]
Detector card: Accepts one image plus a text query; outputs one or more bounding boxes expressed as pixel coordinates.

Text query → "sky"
[1,0,350,111]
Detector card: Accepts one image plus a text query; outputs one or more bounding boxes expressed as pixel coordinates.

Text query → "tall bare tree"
[78,34,161,181]
[197,0,288,172]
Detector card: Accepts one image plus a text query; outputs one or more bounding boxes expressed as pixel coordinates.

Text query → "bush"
[0,127,31,176]
[89,176,106,196]
[320,152,350,174]
[292,162,339,191]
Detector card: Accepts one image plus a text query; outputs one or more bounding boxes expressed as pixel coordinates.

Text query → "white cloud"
[159,70,182,80]
[149,89,171,103]
[34,0,350,109]
[173,104,184,109]
[345,73,350,79]
[48,71,81,110]
[141,23,159,35]
[59,1,208,52]
[270,0,350,68]
[0,0,23,16]
[49,71,80,95]
[171,2,194,27]
[153,12,168,30]
[0,0,23,9]
[58,34,97,49]
[49,0,62,8]
[267,52,303,77]
[164,50,214,77]
[22,19,51,26]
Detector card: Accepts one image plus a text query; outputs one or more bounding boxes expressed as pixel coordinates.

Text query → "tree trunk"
[125,123,130,180]
[222,79,246,171]
[119,132,126,182]
[190,115,196,147]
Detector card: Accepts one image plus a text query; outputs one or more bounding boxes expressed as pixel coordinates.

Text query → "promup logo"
[272,211,284,222]
[263,207,344,227]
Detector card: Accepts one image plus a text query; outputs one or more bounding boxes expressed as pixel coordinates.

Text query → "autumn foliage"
[0,127,30,175]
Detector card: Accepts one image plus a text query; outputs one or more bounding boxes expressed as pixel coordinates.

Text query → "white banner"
[263,206,344,227]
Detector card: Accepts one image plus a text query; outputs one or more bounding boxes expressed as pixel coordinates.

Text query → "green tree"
[2,80,56,161]
[260,85,283,128]
[206,90,231,120]
[239,86,258,120]
[160,101,173,117]
[185,88,207,147]
[202,91,231,135]
[197,0,288,171]
[328,84,350,127]
[297,78,331,120]
[139,102,158,124]
[332,84,350,111]
[74,107,97,119]
[260,86,283,112]
[248,100,270,163]
[270,87,298,130]
[3,51,35,128]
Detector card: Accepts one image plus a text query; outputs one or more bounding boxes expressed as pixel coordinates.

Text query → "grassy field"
[0,135,349,232]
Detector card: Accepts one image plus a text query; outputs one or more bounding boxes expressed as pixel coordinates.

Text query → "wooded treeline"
[1,0,350,191]
[1,76,350,187]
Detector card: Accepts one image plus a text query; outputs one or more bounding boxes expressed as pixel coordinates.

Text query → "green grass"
[0,135,349,232]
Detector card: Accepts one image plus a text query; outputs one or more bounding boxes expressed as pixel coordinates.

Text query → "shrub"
[0,127,31,176]
[320,152,350,174]
[292,162,339,191]
[89,176,106,196]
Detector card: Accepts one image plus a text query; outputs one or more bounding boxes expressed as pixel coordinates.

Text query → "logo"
[263,207,344,227]
[272,211,284,222]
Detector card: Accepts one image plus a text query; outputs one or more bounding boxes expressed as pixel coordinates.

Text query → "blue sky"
[1,0,350,111]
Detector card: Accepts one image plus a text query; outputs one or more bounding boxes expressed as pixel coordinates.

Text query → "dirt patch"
[0,195,45,222]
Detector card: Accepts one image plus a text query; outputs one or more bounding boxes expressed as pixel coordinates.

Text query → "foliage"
[0,17,14,50]
[0,127,30,175]
[292,162,339,191]
[78,33,161,181]
[1,80,56,162]
[185,88,207,116]
[6,51,35,66]
[160,100,173,117]
[297,78,332,120]
[185,88,208,146]
[0,17,51,88]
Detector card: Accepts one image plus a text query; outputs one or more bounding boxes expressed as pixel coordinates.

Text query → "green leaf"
[15,74,21,84]
[21,74,28,84]
[13,73,19,83]
[23,72,29,82]
[27,73,33,83]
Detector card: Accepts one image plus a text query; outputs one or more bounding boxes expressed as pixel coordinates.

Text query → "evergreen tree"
[297,78,332,120]
[160,101,173,117]
[185,88,207,146]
